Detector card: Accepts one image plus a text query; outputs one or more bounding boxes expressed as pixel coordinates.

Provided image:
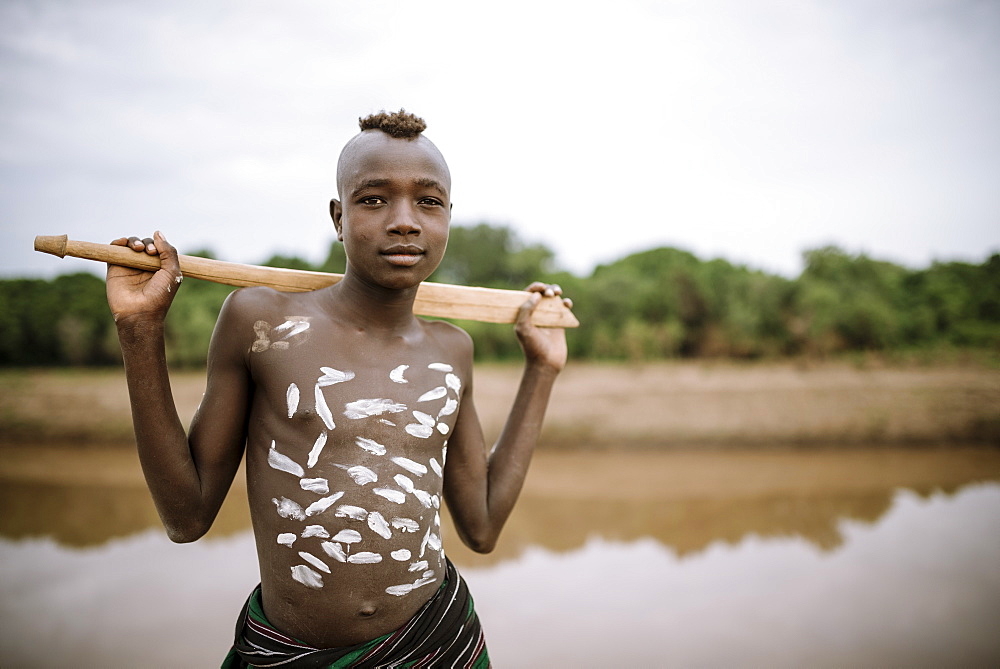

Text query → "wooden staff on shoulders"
[33,234,579,328]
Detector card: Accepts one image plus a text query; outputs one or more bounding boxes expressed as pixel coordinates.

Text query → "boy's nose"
[387,205,421,235]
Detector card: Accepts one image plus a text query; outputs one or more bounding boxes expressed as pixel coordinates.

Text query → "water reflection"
[2,446,1000,667]
[3,447,998,560]
[465,485,1000,667]
[1,485,998,667]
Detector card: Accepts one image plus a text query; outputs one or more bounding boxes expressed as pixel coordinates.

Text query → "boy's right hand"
[106,230,183,325]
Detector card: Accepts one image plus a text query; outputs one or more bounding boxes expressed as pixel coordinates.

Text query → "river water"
[1,446,998,667]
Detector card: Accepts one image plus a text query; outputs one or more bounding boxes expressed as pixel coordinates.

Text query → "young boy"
[105,110,569,667]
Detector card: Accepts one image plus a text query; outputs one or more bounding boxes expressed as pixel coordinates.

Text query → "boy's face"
[331,131,452,291]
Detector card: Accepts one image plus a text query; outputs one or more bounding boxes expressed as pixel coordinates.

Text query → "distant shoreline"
[2,360,997,449]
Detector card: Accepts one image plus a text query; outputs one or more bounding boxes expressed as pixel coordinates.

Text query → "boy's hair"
[359,109,427,139]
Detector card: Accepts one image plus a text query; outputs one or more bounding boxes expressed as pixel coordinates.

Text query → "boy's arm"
[108,231,250,543]
[443,283,569,553]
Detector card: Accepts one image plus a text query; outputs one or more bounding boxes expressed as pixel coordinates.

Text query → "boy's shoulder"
[420,318,473,357]
[214,286,322,346]
[221,286,317,320]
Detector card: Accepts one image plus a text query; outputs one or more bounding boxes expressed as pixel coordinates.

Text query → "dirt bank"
[1,361,998,447]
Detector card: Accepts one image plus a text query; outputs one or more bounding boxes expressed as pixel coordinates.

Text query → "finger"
[524,281,548,294]
[127,236,145,252]
[110,237,128,247]
[141,237,158,254]
[154,231,183,285]
[563,297,573,309]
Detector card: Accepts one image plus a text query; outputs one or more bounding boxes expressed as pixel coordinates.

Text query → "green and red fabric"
[222,558,490,668]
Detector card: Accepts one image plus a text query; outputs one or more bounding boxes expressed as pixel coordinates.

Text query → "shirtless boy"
[105,110,569,667]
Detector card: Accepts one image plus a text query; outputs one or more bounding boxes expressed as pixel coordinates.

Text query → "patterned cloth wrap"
[222,558,490,668]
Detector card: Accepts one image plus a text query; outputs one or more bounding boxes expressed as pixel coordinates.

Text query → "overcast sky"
[2,0,998,280]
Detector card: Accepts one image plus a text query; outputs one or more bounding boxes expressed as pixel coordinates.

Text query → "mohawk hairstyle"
[358,109,427,139]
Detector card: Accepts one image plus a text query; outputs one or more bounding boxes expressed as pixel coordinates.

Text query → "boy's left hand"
[515,282,571,372]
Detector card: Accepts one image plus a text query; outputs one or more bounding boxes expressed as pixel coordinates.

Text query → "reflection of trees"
[1,451,995,558]
[0,481,250,548]
[444,492,898,568]
[444,479,997,568]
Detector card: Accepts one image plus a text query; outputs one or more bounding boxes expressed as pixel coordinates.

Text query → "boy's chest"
[247,322,464,441]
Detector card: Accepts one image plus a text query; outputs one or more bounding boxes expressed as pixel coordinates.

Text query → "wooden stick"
[33,234,579,328]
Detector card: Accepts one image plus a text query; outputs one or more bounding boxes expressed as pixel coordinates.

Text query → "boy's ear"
[330,199,344,241]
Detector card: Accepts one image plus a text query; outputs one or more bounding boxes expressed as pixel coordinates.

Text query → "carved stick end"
[33,234,69,258]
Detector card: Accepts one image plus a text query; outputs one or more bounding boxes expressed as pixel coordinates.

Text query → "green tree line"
[2,223,997,367]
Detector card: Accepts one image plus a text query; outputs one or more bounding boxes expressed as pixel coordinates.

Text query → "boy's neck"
[325,272,421,333]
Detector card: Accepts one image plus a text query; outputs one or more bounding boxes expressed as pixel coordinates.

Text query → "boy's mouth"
[381,245,425,267]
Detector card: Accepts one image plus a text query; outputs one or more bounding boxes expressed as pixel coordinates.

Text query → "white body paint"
[385,576,435,597]
[408,560,429,572]
[315,384,335,430]
[355,437,387,456]
[412,411,435,428]
[417,387,447,402]
[276,533,296,547]
[405,423,434,439]
[291,565,323,589]
[344,398,407,420]
[394,474,415,493]
[427,532,442,553]
[335,505,368,521]
[332,529,362,544]
[299,551,331,574]
[251,321,272,353]
[306,432,328,469]
[273,497,305,521]
[275,318,311,339]
[418,528,429,557]
[321,541,347,562]
[391,517,419,533]
[389,365,409,384]
[391,549,411,561]
[427,363,453,372]
[304,491,344,517]
[301,525,329,539]
[445,373,461,392]
[392,457,428,476]
[286,383,299,418]
[318,367,355,387]
[339,464,378,486]
[300,478,329,494]
[412,489,433,508]
[268,441,304,477]
[367,511,392,539]
[438,398,458,418]
[347,552,383,564]
[373,488,406,504]
[429,458,443,477]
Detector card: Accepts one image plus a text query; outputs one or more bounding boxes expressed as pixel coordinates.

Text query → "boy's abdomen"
[243,416,450,646]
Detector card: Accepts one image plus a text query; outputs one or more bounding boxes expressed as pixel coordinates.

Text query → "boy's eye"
[361,196,386,205]
[419,197,443,207]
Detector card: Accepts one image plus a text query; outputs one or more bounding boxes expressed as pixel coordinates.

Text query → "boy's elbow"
[164,518,210,544]
[462,530,498,554]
